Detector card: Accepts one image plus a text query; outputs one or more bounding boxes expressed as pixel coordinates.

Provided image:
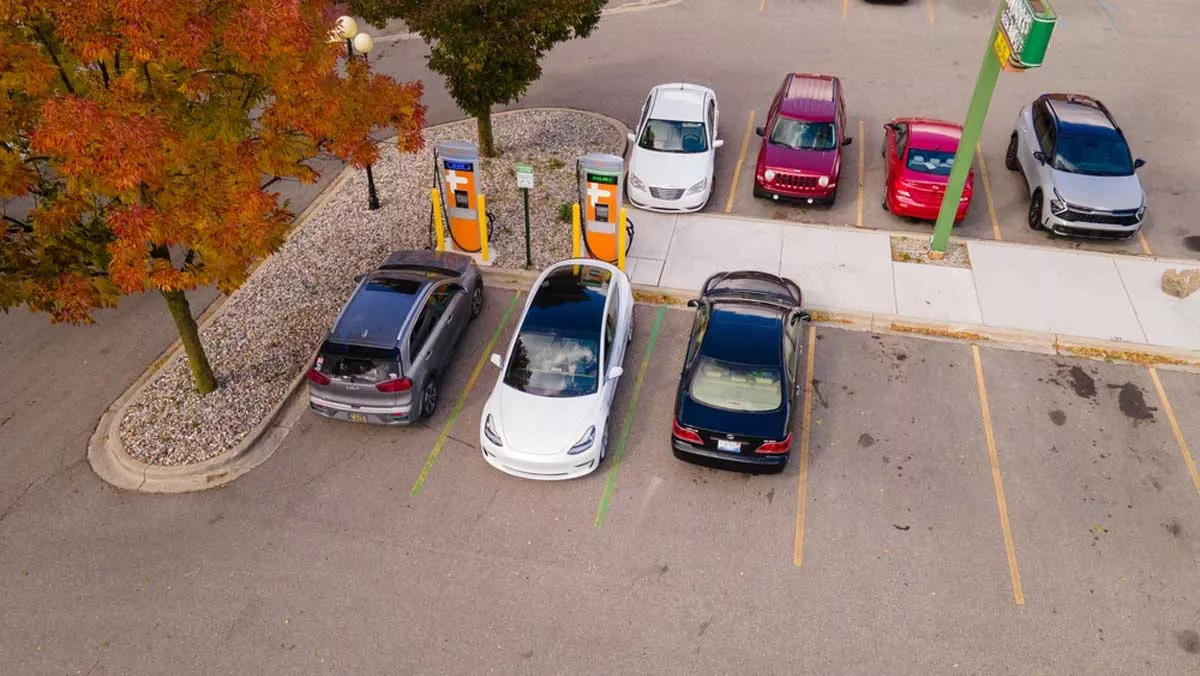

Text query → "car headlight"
[484,414,503,447]
[817,175,830,188]
[1137,202,1147,219]
[1050,189,1067,215]
[566,426,595,455]
[629,173,646,191]
[763,169,776,181]
[685,178,708,195]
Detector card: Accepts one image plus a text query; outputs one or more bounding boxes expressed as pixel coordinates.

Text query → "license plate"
[716,439,741,452]
[348,413,367,423]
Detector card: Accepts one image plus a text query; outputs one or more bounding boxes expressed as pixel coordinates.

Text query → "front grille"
[649,186,685,200]
[1052,224,1135,240]
[776,173,818,188]
[1062,209,1140,226]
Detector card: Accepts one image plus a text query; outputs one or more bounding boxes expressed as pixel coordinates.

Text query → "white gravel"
[118,109,627,466]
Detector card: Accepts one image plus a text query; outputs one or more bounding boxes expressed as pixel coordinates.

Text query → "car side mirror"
[490,353,503,369]
[755,126,765,137]
[607,366,624,381]
[1134,158,1146,170]
[451,283,469,294]
[627,132,636,143]
[883,122,895,131]
[1033,150,1046,164]
[842,137,853,146]
[686,298,700,308]
[713,139,725,149]
[797,310,812,323]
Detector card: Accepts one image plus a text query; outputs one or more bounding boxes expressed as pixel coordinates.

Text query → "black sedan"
[671,271,809,473]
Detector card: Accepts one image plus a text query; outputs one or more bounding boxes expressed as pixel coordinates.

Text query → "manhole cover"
[1184,236,1200,252]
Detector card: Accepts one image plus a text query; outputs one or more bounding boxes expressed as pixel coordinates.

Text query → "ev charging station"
[574,153,633,269]
[432,141,492,264]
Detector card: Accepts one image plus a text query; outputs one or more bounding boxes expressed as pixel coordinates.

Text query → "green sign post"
[930,0,1056,254]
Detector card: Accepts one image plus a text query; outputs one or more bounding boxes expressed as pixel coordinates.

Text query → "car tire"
[599,425,610,464]
[881,196,889,212]
[826,184,839,207]
[469,281,484,319]
[752,182,767,199]
[1005,134,1020,171]
[1028,191,1045,231]
[419,377,439,420]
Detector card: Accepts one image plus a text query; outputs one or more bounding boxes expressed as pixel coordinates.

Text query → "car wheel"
[752,182,767,199]
[1005,134,1020,171]
[881,196,890,212]
[826,184,839,207]
[599,425,610,463]
[469,281,484,319]
[419,377,439,419]
[1028,191,1045,231]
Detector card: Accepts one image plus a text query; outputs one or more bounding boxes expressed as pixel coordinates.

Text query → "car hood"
[1050,170,1144,211]
[494,385,600,454]
[629,147,708,189]
[759,141,839,175]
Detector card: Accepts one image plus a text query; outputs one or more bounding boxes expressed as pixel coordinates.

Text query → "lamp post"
[334,16,381,211]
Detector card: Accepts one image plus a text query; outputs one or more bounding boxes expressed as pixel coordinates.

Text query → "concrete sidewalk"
[625,212,1200,352]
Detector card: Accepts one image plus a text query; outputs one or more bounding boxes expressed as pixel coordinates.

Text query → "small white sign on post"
[515,163,534,190]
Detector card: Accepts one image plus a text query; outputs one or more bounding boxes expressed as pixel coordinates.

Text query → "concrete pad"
[892,262,983,324]
[777,226,896,314]
[657,215,783,291]
[968,243,1147,343]
[1114,258,1200,351]
[626,256,664,286]
[625,210,677,260]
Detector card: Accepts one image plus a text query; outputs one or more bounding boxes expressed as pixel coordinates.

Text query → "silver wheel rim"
[423,381,437,415]
[471,286,483,315]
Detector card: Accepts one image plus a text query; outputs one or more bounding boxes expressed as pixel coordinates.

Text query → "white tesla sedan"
[626,83,723,213]
[480,259,634,480]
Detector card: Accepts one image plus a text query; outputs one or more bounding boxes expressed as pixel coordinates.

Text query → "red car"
[753,73,852,206]
[881,117,974,222]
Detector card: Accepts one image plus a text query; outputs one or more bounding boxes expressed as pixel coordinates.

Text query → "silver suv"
[1005,93,1147,240]
[307,250,483,426]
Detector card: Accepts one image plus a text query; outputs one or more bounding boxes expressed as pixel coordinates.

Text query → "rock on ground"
[1161,268,1200,298]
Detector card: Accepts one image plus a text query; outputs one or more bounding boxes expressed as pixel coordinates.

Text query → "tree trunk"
[476,108,496,158]
[161,289,218,395]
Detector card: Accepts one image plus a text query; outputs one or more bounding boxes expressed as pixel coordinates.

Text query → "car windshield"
[770,118,836,151]
[639,119,709,153]
[1053,132,1134,177]
[906,149,956,176]
[689,357,782,412]
[503,330,600,398]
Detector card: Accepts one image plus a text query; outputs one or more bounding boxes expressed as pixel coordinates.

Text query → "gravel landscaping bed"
[118,109,626,466]
[890,234,972,268]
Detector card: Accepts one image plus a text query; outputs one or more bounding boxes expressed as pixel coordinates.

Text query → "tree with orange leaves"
[0,0,426,394]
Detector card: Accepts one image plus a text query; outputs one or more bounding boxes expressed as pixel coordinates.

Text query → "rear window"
[770,118,835,151]
[689,357,782,412]
[906,149,957,176]
[330,278,421,345]
[316,342,400,384]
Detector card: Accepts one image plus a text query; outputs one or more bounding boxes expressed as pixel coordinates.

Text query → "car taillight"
[756,434,793,454]
[376,377,413,393]
[306,369,330,386]
[672,419,703,445]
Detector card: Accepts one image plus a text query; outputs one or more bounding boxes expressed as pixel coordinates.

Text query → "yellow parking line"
[725,110,756,214]
[759,0,767,12]
[1148,367,1200,497]
[842,0,848,19]
[971,345,1025,605]
[976,143,1001,241]
[793,324,818,567]
[856,119,865,228]
[1137,230,1152,255]
[927,0,936,25]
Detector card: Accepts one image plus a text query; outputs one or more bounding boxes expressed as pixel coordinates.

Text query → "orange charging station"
[574,153,632,270]
[433,141,491,264]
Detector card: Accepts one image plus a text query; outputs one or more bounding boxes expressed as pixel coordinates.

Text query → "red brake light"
[672,419,703,445]
[376,377,413,393]
[306,369,330,386]
[757,434,793,454]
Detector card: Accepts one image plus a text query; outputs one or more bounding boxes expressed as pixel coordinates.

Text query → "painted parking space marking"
[793,324,818,567]
[410,292,522,496]
[595,306,666,527]
[725,110,757,213]
[842,0,848,20]
[759,0,767,13]
[971,344,1025,605]
[927,0,936,26]
[856,119,865,228]
[1137,230,1152,255]
[976,143,1002,241]
[1148,367,1200,497]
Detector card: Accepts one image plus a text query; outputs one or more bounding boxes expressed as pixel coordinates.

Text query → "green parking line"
[410,292,522,496]
[595,306,667,528]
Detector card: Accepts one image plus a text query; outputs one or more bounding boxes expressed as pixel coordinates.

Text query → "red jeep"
[753,73,852,206]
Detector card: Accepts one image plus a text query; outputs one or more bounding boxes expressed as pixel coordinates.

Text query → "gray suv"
[307,250,484,425]
[1005,93,1147,239]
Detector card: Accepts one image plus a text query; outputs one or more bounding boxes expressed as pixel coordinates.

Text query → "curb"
[87,108,630,494]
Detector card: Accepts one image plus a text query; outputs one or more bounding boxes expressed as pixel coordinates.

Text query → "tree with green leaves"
[351,0,606,157]
[1,0,426,395]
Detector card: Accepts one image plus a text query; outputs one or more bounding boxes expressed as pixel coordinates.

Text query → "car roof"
[701,304,783,367]
[904,119,963,151]
[1044,95,1118,134]
[649,83,709,122]
[377,249,470,277]
[329,276,428,348]
[779,73,838,121]
[521,263,613,336]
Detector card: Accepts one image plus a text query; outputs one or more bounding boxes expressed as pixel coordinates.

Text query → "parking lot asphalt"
[6,286,1200,674]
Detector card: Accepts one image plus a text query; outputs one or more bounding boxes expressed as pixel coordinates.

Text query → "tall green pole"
[930,5,1005,253]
